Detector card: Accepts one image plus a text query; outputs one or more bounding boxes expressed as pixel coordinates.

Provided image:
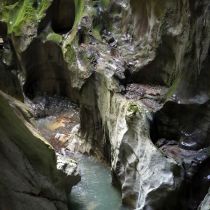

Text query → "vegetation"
[127,103,139,115]
[0,0,52,35]
[65,44,76,64]
[100,0,110,8]
[66,0,85,43]
[46,32,63,44]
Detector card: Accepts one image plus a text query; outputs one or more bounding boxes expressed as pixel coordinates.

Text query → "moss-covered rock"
[0,0,52,35]
[46,32,62,43]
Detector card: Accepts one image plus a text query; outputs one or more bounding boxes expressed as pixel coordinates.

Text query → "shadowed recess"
[51,0,75,34]
[23,39,72,99]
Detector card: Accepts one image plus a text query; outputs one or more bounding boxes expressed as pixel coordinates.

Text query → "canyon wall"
[0,1,80,209]
[1,0,210,209]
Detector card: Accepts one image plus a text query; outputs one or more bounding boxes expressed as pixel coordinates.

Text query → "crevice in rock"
[182,158,210,210]
[130,35,176,86]
[152,101,210,149]
[78,27,86,45]
[150,100,210,210]
[103,125,112,165]
[0,21,7,38]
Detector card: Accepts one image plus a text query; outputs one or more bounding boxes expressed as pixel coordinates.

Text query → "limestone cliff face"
[77,1,210,209]
[1,0,210,210]
[109,0,210,95]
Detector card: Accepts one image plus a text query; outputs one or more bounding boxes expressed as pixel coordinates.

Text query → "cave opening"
[183,158,210,210]
[51,0,75,34]
[22,39,71,99]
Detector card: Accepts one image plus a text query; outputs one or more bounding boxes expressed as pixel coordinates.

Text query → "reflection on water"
[68,154,130,210]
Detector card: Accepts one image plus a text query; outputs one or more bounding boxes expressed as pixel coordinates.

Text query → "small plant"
[127,103,139,115]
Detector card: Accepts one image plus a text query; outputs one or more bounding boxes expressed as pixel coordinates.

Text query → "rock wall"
[76,1,210,209]
[92,72,183,209]
[1,0,210,209]
[198,190,210,210]
[0,91,80,210]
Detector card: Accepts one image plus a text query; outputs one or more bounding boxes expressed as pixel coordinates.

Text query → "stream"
[68,154,130,210]
[30,97,130,210]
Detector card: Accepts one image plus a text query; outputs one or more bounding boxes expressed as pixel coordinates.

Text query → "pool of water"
[30,98,129,210]
[68,154,130,210]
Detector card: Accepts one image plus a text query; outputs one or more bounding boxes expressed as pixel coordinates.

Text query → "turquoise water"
[33,102,129,210]
[68,154,130,210]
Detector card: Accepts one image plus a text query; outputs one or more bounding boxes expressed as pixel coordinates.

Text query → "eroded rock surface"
[1,0,210,209]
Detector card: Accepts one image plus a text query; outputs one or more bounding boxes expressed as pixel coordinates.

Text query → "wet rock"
[1,0,210,209]
[56,153,81,191]
[107,0,210,94]
[125,84,168,111]
[0,91,80,210]
[158,142,210,209]
[79,61,184,209]
[179,129,207,151]
[198,190,210,210]
[185,157,210,210]
[26,96,78,118]
[153,101,210,149]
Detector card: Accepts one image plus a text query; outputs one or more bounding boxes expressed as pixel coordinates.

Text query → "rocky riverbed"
[27,96,130,210]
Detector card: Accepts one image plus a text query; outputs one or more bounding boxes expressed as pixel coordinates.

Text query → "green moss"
[63,0,85,65]
[166,76,180,99]
[66,0,85,43]
[46,32,62,44]
[100,0,110,8]
[0,0,52,35]
[92,26,102,41]
[37,0,52,19]
[74,0,85,25]
[65,44,76,64]
[127,103,139,115]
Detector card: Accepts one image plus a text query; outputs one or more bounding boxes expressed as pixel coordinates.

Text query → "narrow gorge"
[0,0,210,210]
